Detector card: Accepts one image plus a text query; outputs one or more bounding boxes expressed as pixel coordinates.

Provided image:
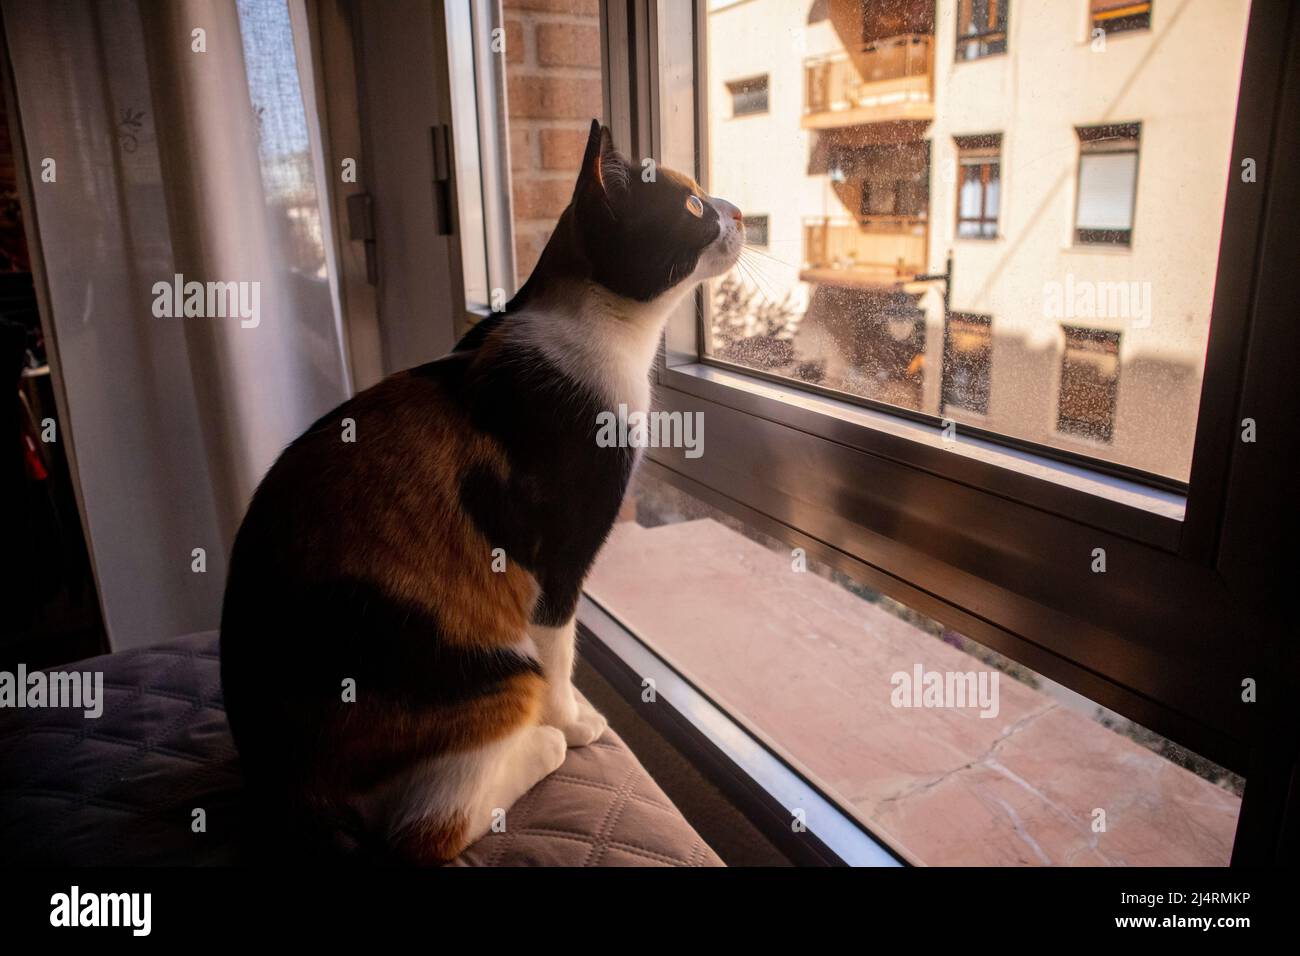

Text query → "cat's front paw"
[559,697,608,748]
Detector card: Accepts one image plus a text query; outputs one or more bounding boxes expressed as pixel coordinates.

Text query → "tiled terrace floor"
[587,518,1240,866]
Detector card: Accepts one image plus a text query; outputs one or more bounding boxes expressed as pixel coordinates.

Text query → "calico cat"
[220,120,744,863]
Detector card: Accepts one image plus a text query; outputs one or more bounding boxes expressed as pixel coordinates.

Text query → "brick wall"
[503,0,603,286]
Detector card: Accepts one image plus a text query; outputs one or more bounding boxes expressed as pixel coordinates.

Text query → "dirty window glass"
[702,0,1251,482]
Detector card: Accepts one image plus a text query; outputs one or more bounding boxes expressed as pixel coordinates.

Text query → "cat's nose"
[715,198,742,223]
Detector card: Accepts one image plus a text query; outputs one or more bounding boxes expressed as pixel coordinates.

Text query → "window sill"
[576,592,905,867]
[1068,241,1134,254]
[953,50,1008,65]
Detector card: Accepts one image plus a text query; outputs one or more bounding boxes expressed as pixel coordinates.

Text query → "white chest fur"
[513,283,679,413]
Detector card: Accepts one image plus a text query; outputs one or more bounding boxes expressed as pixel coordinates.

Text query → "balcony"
[803,34,934,130]
[801,215,927,289]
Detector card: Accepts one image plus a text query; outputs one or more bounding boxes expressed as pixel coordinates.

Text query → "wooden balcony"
[803,34,934,130]
[801,215,927,289]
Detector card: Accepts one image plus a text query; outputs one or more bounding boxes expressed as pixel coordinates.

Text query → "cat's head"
[532,120,743,305]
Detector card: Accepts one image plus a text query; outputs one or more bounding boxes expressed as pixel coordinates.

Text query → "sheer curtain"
[3,0,350,648]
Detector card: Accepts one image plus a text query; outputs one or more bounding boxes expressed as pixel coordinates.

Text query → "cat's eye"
[685,194,704,218]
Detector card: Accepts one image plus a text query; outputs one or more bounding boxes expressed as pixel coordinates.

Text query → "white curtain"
[4,0,350,648]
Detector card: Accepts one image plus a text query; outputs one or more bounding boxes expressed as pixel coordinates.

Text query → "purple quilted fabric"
[0,632,721,867]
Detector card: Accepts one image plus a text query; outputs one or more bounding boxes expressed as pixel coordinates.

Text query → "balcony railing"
[801,215,927,288]
[803,34,934,129]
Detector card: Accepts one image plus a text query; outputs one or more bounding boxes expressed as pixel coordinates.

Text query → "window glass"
[1075,124,1140,245]
[702,0,1251,482]
[955,135,1000,238]
[1058,326,1120,442]
[502,0,605,288]
[588,469,1243,865]
[956,0,1008,59]
[727,75,770,117]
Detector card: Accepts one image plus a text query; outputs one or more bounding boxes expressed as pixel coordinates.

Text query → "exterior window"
[727,75,769,117]
[956,0,1008,60]
[955,134,1000,239]
[1057,327,1120,442]
[1075,123,1140,246]
[942,313,992,415]
[1091,0,1152,35]
[744,214,769,247]
[694,0,1244,480]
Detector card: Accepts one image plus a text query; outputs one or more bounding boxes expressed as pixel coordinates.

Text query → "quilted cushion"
[0,632,721,867]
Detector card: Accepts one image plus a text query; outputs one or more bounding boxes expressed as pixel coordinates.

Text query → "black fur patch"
[414,346,635,627]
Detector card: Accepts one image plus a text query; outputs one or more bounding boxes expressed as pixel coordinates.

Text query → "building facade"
[705,0,1251,481]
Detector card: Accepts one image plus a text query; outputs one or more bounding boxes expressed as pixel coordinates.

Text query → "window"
[1075,123,1140,246]
[942,312,992,415]
[446,0,606,301]
[696,0,1241,482]
[955,134,1000,239]
[1091,0,1152,35]
[744,213,769,247]
[449,0,1298,866]
[956,0,1008,60]
[1057,326,1120,442]
[727,75,769,117]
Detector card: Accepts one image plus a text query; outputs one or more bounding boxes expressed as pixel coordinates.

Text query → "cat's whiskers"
[733,255,779,303]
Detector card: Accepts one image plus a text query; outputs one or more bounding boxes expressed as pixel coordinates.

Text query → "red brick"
[503,0,597,14]
[504,19,524,64]
[513,178,571,220]
[507,75,603,120]
[536,22,601,68]
[509,126,533,170]
[539,127,589,171]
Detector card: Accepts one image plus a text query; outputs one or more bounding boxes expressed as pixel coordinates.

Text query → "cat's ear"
[575,119,628,204]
